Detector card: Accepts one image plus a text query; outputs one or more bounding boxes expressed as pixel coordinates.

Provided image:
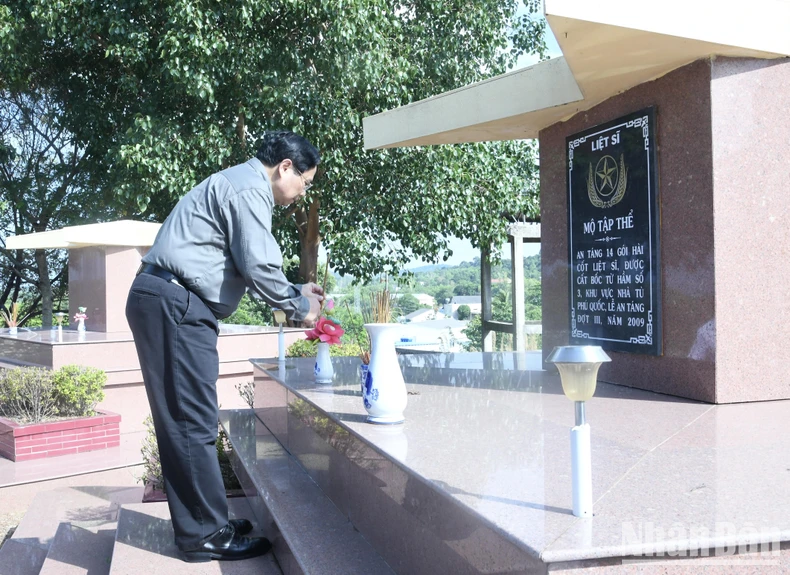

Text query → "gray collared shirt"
[142,158,310,321]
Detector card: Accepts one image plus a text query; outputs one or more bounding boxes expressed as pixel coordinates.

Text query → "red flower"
[305,317,345,345]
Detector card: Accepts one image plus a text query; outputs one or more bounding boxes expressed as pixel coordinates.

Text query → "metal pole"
[575,401,586,426]
[571,400,592,517]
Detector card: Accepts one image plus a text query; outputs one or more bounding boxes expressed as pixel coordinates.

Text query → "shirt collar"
[247,157,272,186]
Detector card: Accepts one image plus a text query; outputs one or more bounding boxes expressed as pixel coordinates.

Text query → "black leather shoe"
[181,524,271,563]
[229,518,253,535]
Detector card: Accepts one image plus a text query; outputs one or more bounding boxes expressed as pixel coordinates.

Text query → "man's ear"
[279,158,293,173]
[271,159,289,182]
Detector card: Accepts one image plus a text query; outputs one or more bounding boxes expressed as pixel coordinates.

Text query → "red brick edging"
[0,410,121,462]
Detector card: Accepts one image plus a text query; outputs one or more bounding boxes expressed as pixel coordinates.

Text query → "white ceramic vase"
[363,323,407,424]
[77,318,86,332]
[358,364,369,395]
[314,342,334,384]
[8,326,17,335]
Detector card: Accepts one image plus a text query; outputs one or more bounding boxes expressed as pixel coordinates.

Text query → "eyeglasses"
[291,164,313,191]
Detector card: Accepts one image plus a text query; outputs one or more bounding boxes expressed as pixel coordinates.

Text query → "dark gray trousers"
[126,272,228,550]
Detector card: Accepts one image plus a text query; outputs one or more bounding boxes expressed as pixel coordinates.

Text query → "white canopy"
[5,220,161,249]
[363,0,790,148]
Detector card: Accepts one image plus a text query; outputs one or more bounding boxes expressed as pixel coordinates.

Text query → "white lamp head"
[547,346,611,402]
[272,309,286,325]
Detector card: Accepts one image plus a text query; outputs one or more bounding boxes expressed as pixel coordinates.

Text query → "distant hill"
[404,264,451,274]
[333,253,540,293]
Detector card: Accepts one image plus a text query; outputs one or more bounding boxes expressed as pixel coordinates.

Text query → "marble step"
[0,539,46,575]
[0,485,142,575]
[219,410,396,575]
[38,523,115,575]
[109,497,281,575]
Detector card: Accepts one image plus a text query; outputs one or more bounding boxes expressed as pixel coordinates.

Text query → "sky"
[407,236,541,268]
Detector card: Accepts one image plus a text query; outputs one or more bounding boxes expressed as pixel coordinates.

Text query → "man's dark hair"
[256,131,321,173]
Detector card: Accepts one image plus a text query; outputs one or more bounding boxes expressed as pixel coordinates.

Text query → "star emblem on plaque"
[587,154,627,208]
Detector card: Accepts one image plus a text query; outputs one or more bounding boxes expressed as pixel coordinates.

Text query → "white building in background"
[402,309,446,323]
[395,319,469,353]
[411,293,436,308]
[443,295,481,319]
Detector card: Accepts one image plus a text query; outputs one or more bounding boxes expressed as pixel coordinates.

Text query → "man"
[126,131,323,562]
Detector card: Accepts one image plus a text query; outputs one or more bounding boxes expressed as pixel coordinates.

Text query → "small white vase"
[363,323,407,424]
[8,326,17,335]
[314,342,334,384]
[77,319,86,332]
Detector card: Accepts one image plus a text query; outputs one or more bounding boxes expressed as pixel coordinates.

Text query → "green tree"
[456,304,471,320]
[396,294,421,317]
[316,261,336,294]
[222,293,273,326]
[524,277,541,321]
[433,287,453,306]
[462,315,482,351]
[453,281,478,296]
[492,290,513,350]
[0,90,102,326]
[0,0,545,284]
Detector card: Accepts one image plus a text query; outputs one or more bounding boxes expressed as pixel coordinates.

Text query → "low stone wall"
[0,409,120,462]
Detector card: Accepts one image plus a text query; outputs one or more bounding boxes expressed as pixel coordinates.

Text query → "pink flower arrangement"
[305,316,345,345]
[305,300,345,345]
[73,307,88,322]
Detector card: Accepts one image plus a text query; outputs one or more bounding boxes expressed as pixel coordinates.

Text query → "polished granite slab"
[248,354,790,566]
[0,324,298,346]
[110,498,281,575]
[221,410,396,575]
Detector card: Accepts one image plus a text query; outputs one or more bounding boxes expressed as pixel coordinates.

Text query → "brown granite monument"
[362,1,790,404]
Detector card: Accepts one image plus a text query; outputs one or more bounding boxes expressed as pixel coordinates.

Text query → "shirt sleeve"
[221,189,310,321]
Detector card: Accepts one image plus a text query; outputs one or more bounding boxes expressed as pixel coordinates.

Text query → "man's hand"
[301,282,324,327]
[303,295,322,327]
[300,282,325,300]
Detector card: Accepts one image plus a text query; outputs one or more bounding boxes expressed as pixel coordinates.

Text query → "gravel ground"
[0,511,23,547]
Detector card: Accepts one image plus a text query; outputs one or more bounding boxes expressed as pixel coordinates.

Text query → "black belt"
[137,263,185,289]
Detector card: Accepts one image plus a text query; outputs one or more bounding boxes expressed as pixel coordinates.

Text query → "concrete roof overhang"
[5,220,162,249]
[363,0,790,149]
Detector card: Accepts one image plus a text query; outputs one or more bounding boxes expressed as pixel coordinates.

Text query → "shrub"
[286,338,316,358]
[286,339,365,358]
[139,415,163,491]
[463,315,483,351]
[0,368,58,423]
[139,415,241,492]
[0,365,108,423]
[457,304,471,320]
[52,365,106,417]
[235,381,255,409]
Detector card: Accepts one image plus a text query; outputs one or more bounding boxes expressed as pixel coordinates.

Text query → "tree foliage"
[0,0,545,284]
[0,90,100,325]
[396,293,421,317]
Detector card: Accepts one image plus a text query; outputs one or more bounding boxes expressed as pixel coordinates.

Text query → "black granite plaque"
[566,107,662,355]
